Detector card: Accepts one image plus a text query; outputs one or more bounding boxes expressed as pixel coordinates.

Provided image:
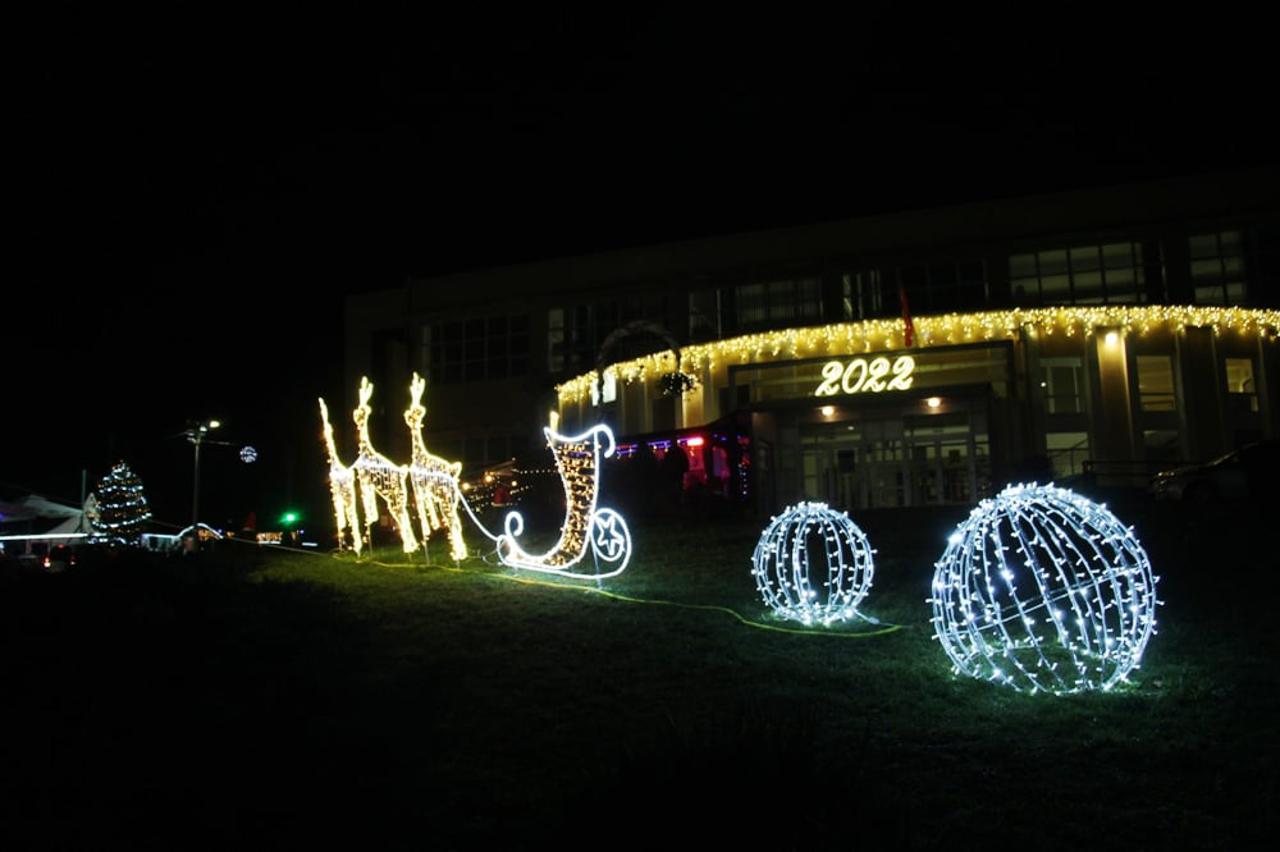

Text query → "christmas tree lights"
[352,377,419,554]
[497,412,632,579]
[92,462,152,543]
[404,372,467,561]
[752,502,876,626]
[319,398,364,555]
[929,483,1160,695]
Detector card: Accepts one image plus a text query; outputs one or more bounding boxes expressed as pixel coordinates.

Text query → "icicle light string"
[556,305,1280,406]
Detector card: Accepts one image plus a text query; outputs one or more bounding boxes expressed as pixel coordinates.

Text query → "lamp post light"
[185,418,229,526]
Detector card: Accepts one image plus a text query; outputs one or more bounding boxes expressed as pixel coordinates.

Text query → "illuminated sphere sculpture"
[752,502,876,626]
[930,483,1159,695]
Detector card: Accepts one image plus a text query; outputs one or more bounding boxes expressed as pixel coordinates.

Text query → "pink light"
[686,436,705,447]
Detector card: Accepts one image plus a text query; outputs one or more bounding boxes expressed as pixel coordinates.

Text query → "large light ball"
[752,502,876,626]
[930,483,1160,695]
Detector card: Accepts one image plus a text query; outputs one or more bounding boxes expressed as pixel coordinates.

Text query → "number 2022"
[814,355,915,396]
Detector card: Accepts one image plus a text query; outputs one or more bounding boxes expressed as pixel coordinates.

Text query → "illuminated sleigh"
[497,414,632,579]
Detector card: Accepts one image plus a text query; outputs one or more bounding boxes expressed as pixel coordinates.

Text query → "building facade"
[345,169,1280,513]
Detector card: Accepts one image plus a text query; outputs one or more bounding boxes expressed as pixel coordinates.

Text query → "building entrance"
[800,412,989,509]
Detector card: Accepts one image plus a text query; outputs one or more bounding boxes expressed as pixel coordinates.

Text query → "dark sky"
[7,18,1275,529]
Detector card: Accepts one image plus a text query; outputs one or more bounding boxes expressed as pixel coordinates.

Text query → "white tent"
[0,493,88,545]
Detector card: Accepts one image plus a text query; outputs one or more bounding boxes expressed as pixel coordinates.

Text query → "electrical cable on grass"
[343,552,904,639]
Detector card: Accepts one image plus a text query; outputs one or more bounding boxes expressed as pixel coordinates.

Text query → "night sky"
[8,19,1275,530]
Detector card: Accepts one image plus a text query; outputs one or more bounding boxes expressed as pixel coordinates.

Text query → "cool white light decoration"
[496,412,632,579]
[929,483,1160,695]
[240,445,258,464]
[752,502,876,626]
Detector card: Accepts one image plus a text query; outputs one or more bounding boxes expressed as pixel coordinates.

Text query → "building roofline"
[396,166,1278,297]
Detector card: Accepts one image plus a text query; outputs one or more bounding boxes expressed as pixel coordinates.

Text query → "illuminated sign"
[814,355,915,397]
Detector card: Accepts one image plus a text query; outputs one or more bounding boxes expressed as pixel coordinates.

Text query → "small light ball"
[930,483,1159,694]
[240,446,258,464]
[752,502,876,626]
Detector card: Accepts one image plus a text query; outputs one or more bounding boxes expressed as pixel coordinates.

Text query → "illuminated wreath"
[657,370,699,396]
[752,502,876,626]
[929,483,1160,695]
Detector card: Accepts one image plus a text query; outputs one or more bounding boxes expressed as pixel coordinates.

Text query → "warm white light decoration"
[352,378,419,553]
[496,412,632,579]
[752,502,876,626]
[929,483,1160,695]
[404,372,467,561]
[319,398,364,555]
[814,355,915,396]
[556,305,1280,407]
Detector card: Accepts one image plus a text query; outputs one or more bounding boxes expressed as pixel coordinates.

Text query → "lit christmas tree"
[93,462,153,543]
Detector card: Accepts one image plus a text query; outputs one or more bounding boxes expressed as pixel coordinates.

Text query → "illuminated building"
[346,169,1279,511]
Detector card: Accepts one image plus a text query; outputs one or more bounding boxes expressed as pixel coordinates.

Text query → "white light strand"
[496,415,632,579]
[92,462,153,543]
[929,483,1160,695]
[752,502,876,626]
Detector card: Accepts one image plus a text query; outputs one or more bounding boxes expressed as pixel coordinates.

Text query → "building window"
[842,270,885,319]
[1136,355,1177,412]
[1041,357,1085,414]
[461,434,525,468]
[735,278,821,329]
[1189,230,1247,305]
[1225,357,1259,413]
[1009,242,1145,306]
[428,314,529,384]
[549,295,669,374]
[688,289,721,341]
[1046,432,1089,478]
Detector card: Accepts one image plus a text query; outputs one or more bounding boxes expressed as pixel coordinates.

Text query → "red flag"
[899,283,915,348]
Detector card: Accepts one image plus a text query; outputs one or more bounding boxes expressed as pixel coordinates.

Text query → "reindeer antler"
[358,376,375,408]
[409,372,426,409]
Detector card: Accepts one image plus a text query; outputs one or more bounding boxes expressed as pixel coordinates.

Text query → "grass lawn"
[3,495,1277,849]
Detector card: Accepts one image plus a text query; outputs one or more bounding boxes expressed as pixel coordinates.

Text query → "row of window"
[418,231,1261,383]
[425,315,530,383]
[1009,242,1147,305]
[1041,354,1258,415]
[429,434,532,468]
[547,295,669,373]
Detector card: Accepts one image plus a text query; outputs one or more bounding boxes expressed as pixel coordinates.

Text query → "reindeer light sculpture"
[318,398,363,554]
[404,372,468,561]
[352,377,419,553]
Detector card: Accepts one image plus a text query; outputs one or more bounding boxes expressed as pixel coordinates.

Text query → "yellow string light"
[405,372,467,561]
[497,413,632,579]
[555,305,1280,406]
[318,398,363,555]
[352,377,419,554]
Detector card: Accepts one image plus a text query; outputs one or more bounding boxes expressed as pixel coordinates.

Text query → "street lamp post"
[186,419,223,526]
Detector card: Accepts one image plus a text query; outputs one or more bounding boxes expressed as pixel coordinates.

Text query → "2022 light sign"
[814,355,915,397]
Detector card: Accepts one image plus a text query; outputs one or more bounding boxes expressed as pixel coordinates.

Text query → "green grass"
[3,496,1277,849]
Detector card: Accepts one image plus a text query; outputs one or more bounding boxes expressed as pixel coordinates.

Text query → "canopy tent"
[0,492,89,545]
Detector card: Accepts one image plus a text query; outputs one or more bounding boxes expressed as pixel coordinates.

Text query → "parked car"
[1150,441,1280,502]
